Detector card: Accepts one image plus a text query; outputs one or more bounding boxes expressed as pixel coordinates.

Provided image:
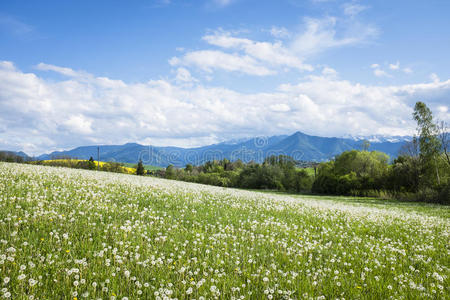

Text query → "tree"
[136,160,145,176]
[185,163,193,173]
[166,164,175,179]
[437,121,450,167]
[413,101,442,185]
[390,138,421,192]
[88,156,96,170]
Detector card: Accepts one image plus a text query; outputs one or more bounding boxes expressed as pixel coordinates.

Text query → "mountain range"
[31,131,410,167]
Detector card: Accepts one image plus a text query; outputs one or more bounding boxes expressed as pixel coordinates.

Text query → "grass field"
[122,163,163,171]
[0,162,448,299]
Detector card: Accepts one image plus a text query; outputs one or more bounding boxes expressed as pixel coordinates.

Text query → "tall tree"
[413,101,442,184]
[437,121,450,167]
[88,156,96,170]
[136,160,145,176]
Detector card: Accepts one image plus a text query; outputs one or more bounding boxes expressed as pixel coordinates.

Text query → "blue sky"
[0,0,449,154]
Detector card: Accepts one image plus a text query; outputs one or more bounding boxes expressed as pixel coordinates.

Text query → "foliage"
[310,102,450,204]
[312,150,389,196]
[159,156,314,192]
[0,151,27,163]
[136,160,145,176]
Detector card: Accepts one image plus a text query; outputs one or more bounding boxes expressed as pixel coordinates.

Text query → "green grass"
[252,189,450,219]
[0,162,448,299]
[122,162,163,171]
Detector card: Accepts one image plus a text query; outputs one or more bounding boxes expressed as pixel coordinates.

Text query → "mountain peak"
[291,131,307,137]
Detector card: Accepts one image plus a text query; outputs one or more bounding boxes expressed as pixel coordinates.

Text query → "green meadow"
[0,162,448,299]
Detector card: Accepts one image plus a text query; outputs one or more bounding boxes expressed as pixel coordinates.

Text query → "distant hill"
[0,150,31,160]
[35,131,409,167]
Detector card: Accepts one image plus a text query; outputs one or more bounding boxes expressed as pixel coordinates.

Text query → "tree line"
[156,155,314,193]
[0,151,29,163]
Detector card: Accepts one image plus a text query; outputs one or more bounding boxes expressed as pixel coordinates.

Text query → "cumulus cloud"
[1,61,449,155]
[63,115,93,134]
[170,14,376,77]
[269,103,291,113]
[170,31,313,75]
[175,67,197,83]
[170,50,274,76]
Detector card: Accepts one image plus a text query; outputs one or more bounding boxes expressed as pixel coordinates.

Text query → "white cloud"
[430,73,440,83]
[290,16,378,57]
[170,30,313,76]
[35,62,81,77]
[175,67,197,83]
[170,50,274,76]
[170,14,376,77]
[371,63,391,78]
[203,31,313,71]
[322,67,338,77]
[270,26,291,39]
[1,61,449,155]
[373,61,414,77]
[403,67,413,74]
[343,3,368,17]
[63,115,93,134]
[389,62,400,70]
[374,68,390,78]
[269,103,291,112]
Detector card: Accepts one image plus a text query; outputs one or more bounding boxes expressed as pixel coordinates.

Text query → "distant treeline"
[157,155,315,193]
[0,151,30,163]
